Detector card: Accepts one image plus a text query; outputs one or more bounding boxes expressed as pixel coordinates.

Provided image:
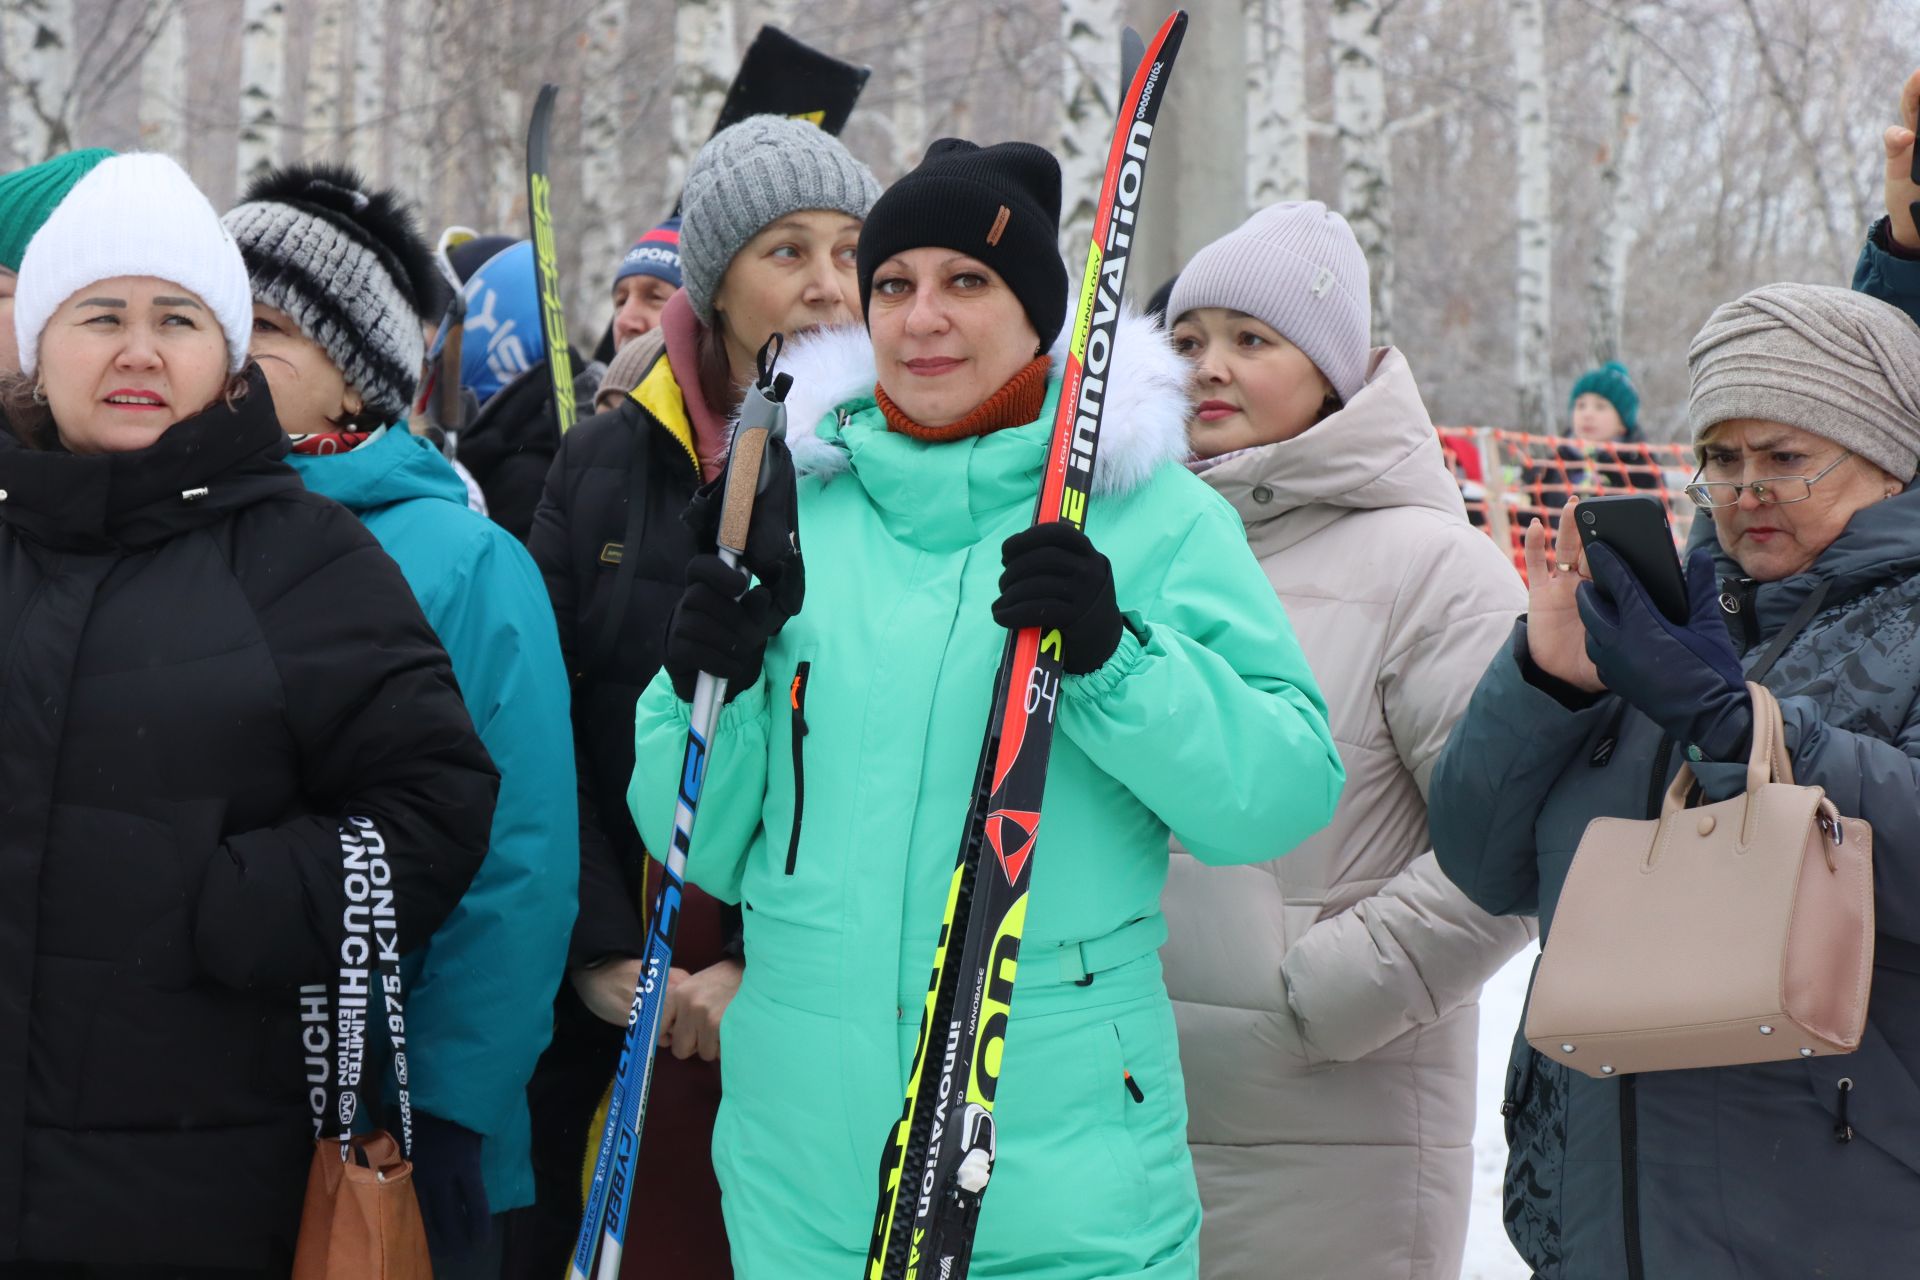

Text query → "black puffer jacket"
[0,371,498,1270]
[456,351,600,542]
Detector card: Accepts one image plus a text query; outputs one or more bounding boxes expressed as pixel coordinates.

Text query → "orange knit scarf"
[877,356,1052,442]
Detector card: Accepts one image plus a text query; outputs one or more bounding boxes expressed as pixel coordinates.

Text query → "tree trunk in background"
[495,85,525,231]
[237,0,287,189]
[351,0,385,177]
[138,0,186,156]
[669,0,737,195]
[392,0,434,200]
[1330,0,1392,343]
[1059,0,1121,256]
[1245,0,1307,210]
[578,0,626,337]
[891,0,932,176]
[1511,0,1554,432]
[1588,1,1638,366]
[4,0,75,165]
[306,0,347,158]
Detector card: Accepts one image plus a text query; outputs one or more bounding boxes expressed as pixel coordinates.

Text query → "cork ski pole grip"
[717,427,771,556]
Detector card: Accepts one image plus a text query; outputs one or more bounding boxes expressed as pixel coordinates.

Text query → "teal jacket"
[627,314,1342,1278]
[1853,217,1920,326]
[291,428,578,1211]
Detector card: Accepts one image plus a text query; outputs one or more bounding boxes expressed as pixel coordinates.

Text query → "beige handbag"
[1526,683,1874,1078]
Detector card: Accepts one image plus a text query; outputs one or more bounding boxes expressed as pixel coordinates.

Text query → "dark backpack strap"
[1746,580,1832,685]
[588,410,659,682]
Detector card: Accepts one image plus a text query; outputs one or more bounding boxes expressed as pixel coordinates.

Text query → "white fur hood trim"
[749,301,1193,498]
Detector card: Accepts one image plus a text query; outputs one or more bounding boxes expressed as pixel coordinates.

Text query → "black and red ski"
[863,13,1189,1280]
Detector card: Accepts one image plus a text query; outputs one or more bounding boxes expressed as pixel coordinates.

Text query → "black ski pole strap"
[303,816,413,1160]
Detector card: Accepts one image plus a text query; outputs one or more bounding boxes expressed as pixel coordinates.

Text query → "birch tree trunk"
[237,0,288,189]
[4,0,76,165]
[1245,0,1308,209]
[669,0,738,195]
[578,0,627,337]
[350,0,385,177]
[891,0,933,176]
[306,0,348,158]
[138,1,186,157]
[1587,3,1638,366]
[1059,0,1122,257]
[1330,0,1392,343]
[1511,0,1554,432]
[495,86,525,231]
[392,0,434,199]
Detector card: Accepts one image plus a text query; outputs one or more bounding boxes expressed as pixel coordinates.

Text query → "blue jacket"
[1852,217,1920,326]
[291,428,578,1211]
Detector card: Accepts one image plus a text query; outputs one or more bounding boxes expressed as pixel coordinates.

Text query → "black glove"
[664,554,786,701]
[1578,543,1752,761]
[992,523,1124,675]
[409,1110,490,1264]
[684,432,804,621]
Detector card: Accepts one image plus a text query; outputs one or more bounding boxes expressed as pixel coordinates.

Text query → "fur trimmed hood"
[755,300,1193,498]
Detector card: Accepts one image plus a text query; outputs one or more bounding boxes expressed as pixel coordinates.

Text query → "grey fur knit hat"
[222,164,439,423]
[680,115,881,326]
[1688,282,1920,482]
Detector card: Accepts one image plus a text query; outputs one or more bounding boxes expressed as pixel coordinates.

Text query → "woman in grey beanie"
[510,113,879,1280]
[1429,280,1920,1280]
[1161,200,1534,1280]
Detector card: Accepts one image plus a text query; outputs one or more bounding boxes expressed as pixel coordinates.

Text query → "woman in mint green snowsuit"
[628,139,1342,1279]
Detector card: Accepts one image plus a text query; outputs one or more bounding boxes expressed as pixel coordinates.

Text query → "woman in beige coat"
[1160,202,1535,1280]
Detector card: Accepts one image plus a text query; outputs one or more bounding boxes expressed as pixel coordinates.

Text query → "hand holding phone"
[1574,495,1689,624]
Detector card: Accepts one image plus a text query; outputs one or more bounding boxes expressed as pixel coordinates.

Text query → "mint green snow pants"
[710,948,1202,1279]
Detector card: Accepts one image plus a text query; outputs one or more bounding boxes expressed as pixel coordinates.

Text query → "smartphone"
[1574,495,1689,624]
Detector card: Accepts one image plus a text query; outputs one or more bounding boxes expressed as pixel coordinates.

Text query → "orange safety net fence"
[1436,428,1699,577]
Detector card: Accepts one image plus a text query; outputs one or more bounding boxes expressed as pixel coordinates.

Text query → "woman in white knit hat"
[1159,201,1535,1280]
[0,152,497,1274]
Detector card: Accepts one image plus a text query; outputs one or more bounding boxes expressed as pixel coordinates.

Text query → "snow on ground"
[1463,945,1538,1280]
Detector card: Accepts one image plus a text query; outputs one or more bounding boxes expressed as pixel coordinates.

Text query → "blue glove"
[1577,543,1752,761]
[409,1110,490,1264]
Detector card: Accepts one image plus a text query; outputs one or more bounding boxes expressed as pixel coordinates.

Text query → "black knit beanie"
[857,139,1068,350]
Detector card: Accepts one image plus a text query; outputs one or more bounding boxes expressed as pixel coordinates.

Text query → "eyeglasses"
[1684,451,1853,510]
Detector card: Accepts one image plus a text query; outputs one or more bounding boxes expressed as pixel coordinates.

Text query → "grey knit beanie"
[1688,282,1920,482]
[679,115,881,326]
[1167,201,1372,403]
[222,164,439,423]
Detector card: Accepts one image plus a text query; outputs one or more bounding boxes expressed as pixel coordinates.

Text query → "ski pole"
[570,337,792,1280]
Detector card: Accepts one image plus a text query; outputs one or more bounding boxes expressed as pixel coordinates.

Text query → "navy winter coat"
[1430,487,1920,1279]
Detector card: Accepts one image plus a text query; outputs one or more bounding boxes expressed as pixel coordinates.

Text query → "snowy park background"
[1466,948,1536,1278]
[5,0,1917,439]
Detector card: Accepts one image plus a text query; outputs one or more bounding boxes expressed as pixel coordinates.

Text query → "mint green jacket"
[628,313,1342,1278]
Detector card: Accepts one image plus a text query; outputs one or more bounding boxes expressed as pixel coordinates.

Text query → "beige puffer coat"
[1163,347,1535,1280]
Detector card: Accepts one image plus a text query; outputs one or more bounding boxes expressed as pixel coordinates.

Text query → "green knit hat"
[0,148,114,272]
[1568,359,1641,439]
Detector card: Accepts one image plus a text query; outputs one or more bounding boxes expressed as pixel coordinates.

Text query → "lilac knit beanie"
[1167,201,1372,402]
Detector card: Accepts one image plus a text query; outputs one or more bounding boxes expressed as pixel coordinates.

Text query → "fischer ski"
[568,340,793,1280]
[862,13,1188,1280]
[526,84,578,434]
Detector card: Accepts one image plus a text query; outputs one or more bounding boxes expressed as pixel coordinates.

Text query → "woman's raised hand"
[1523,502,1606,694]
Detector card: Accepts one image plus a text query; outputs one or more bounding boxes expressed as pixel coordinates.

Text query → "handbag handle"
[1659,682,1791,818]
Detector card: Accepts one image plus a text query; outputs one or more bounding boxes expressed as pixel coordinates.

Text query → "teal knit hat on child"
[0,148,114,272]
[1569,360,1640,438]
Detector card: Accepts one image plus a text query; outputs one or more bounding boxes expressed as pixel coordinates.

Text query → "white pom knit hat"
[14,152,254,376]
